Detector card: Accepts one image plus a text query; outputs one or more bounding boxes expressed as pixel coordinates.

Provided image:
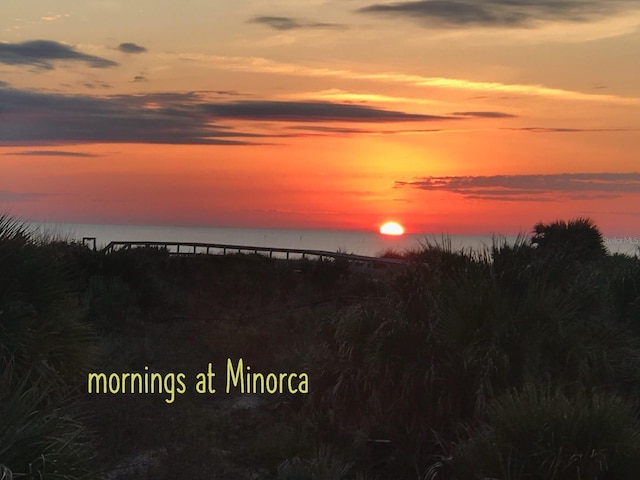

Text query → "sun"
[379,221,405,236]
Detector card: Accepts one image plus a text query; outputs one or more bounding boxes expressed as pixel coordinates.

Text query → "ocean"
[30,222,639,257]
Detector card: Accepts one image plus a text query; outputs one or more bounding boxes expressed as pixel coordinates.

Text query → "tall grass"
[0,215,97,479]
[451,386,640,479]
[277,445,354,480]
[310,221,640,477]
[0,378,96,480]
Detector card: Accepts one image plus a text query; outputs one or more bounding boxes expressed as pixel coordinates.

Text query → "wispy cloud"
[504,127,637,133]
[0,40,118,70]
[0,190,49,201]
[83,80,112,89]
[286,125,471,136]
[41,13,70,22]
[396,173,640,201]
[396,76,640,105]
[117,42,147,54]
[3,150,100,157]
[287,89,444,106]
[180,53,640,106]
[357,0,640,28]
[248,15,345,30]
[453,111,516,118]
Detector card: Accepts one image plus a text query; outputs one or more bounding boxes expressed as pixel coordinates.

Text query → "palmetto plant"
[0,215,97,479]
[0,215,95,391]
[531,217,608,262]
[0,377,96,480]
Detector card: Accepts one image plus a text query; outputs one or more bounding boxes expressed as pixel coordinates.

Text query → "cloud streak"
[0,40,118,70]
[453,111,516,118]
[0,190,49,202]
[248,16,344,30]
[504,127,637,133]
[357,0,640,28]
[286,125,469,136]
[396,173,640,201]
[0,87,475,146]
[201,100,452,122]
[3,150,100,157]
[184,53,640,106]
[41,13,70,22]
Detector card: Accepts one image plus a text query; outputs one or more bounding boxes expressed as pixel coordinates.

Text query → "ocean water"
[30,222,639,257]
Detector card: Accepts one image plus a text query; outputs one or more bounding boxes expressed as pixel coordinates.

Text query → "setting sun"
[379,221,405,236]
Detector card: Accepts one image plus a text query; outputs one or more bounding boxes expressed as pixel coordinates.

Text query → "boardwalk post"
[82,237,96,251]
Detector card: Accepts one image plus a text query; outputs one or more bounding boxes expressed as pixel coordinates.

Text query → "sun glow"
[379,221,405,236]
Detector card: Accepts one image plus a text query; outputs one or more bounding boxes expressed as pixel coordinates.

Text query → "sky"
[1,0,639,235]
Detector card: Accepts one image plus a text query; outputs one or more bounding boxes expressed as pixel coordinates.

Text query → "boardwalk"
[96,239,408,269]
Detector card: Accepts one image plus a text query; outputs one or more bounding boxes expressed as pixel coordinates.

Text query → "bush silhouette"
[531,217,607,262]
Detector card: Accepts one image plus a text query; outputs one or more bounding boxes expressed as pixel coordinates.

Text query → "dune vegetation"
[1,215,640,479]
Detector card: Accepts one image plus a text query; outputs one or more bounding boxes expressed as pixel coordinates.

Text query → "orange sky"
[1,1,640,235]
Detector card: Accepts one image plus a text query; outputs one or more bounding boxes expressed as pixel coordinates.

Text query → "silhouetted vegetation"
[2,214,640,479]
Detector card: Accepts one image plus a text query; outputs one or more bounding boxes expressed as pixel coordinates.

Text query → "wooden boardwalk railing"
[101,240,408,268]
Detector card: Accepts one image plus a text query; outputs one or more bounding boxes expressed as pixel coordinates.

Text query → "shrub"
[0,215,97,479]
[451,386,640,480]
[531,217,607,263]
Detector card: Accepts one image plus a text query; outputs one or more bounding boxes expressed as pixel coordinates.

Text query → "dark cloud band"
[0,88,256,145]
[0,87,487,146]
[0,40,117,69]
[3,150,100,157]
[396,173,640,201]
[358,0,640,28]
[201,100,452,122]
[249,16,344,30]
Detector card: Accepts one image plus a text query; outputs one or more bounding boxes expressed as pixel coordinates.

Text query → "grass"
[0,216,97,479]
[3,214,640,479]
[451,385,640,479]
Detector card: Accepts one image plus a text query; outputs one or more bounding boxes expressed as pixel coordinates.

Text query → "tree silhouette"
[531,217,607,262]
